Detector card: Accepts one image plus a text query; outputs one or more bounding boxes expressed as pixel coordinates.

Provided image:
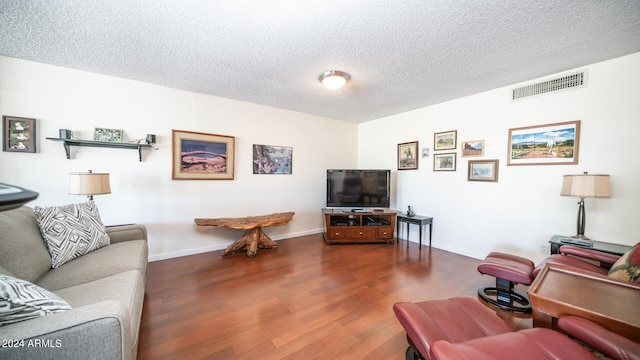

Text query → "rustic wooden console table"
[194,212,294,257]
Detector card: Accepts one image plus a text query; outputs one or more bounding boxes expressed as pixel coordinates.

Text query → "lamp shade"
[69,171,111,196]
[560,174,610,198]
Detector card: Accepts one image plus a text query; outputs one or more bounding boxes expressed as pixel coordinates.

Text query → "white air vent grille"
[512,71,586,100]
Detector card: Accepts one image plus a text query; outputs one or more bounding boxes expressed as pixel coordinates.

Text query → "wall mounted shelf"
[46,137,152,161]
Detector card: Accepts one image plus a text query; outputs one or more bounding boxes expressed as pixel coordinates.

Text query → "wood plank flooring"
[137,234,531,360]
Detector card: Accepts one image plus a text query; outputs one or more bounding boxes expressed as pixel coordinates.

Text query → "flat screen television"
[326,169,390,209]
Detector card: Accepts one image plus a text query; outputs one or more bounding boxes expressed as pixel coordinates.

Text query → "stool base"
[478,278,531,314]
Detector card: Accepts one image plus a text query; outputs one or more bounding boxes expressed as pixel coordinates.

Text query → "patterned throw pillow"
[608,242,640,283]
[34,201,111,268]
[0,275,71,326]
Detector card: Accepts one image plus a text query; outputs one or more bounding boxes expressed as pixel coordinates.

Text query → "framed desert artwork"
[468,159,499,182]
[461,139,484,157]
[3,116,36,153]
[507,120,580,166]
[398,141,418,170]
[434,130,457,150]
[172,129,235,180]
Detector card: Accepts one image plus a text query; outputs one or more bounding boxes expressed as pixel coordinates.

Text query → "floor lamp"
[560,172,610,241]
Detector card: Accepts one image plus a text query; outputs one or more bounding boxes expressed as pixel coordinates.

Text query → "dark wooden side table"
[396,214,433,248]
[528,265,640,342]
[548,235,631,255]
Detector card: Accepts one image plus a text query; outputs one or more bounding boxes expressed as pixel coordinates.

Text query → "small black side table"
[396,214,433,248]
[548,235,630,256]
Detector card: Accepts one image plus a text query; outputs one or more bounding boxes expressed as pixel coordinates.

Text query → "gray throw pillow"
[0,275,71,326]
[34,201,110,268]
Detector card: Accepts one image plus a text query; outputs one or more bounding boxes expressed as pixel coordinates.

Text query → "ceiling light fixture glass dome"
[319,70,350,90]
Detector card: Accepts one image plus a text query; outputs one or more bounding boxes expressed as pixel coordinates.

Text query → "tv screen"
[326,169,390,208]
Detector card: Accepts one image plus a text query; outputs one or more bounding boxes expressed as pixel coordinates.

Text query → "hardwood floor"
[137,234,531,360]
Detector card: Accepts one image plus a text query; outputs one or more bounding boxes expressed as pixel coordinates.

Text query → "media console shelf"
[46,137,152,161]
[322,208,397,244]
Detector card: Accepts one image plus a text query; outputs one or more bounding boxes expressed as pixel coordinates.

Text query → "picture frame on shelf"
[434,130,457,150]
[253,144,292,174]
[468,159,499,182]
[2,116,36,153]
[507,120,580,166]
[398,141,419,170]
[433,152,456,171]
[172,129,235,180]
[94,127,123,143]
[461,139,484,157]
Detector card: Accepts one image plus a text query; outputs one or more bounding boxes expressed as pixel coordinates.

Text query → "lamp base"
[560,237,593,247]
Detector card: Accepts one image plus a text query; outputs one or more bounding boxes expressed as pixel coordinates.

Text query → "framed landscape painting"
[434,130,457,150]
[461,139,484,157]
[507,120,580,166]
[3,116,36,153]
[172,129,235,180]
[468,159,499,182]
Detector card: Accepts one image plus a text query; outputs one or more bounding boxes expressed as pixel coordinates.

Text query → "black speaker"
[59,129,72,139]
[145,134,156,144]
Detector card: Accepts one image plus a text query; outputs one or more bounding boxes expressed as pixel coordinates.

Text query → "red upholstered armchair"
[533,243,640,284]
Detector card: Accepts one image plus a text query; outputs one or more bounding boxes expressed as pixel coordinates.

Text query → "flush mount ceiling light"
[319,70,350,90]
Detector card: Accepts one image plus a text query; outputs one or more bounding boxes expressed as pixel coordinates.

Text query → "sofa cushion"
[36,239,147,291]
[608,242,640,283]
[0,275,71,326]
[33,201,110,268]
[0,207,52,283]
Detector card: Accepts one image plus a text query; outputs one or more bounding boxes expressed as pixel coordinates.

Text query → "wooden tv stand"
[322,208,397,244]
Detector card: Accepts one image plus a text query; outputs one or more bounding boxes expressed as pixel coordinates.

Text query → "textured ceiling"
[1,1,640,123]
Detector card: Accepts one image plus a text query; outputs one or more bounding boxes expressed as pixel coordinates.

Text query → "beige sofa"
[0,206,147,360]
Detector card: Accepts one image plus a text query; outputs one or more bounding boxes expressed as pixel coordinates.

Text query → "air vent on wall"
[512,70,587,100]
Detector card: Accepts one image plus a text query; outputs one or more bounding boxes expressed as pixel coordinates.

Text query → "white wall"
[0,56,358,261]
[358,52,640,264]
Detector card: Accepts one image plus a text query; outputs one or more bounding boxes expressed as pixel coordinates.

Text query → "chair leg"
[478,278,531,313]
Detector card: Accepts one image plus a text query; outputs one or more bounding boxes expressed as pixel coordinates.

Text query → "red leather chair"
[532,244,632,280]
[394,297,640,360]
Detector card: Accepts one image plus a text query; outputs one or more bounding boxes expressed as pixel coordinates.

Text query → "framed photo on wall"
[398,141,419,170]
[507,120,580,166]
[434,130,457,150]
[434,152,456,171]
[94,127,123,143]
[3,116,36,153]
[468,159,499,182]
[461,139,484,157]
[172,129,235,180]
[253,144,292,174]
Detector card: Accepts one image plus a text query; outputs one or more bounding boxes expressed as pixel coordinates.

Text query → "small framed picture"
[172,129,235,180]
[94,127,124,143]
[3,116,36,153]
[468,159,499,182]
[434,130,457,150]
[434,152,456,171]
[398,141,419,170]
[461,139,484,157]
[253,144,292,174]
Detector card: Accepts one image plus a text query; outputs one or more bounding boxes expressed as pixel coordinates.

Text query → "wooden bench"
[194,212,295,257]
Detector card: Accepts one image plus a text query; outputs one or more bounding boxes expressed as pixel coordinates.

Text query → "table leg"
[419,225,422,248]
[429,222,432,247]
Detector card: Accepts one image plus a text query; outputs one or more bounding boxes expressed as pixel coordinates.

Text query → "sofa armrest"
[559,245,621,266]
[106,224,147,244]
[0,301,131,360]
[558,316,640,360]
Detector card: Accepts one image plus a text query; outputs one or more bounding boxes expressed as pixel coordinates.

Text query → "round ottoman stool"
[477,251,535,313]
